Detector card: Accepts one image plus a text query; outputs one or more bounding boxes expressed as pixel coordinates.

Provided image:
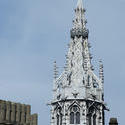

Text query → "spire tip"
[77,0,83,9]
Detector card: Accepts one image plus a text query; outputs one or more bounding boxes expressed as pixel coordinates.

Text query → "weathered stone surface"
[0,100,38,125]
[0,101,6,122]
[6,101,11,122]
[31,114,38,125]
[16,103,21,122]
[26,105,31,124]
[11,103,16,122]
[21,104,26,124]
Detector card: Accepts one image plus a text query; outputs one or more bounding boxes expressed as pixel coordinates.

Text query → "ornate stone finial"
[64,55,69,72]
[99,60,104,84]
[83,55,88,72]
[53,61,58,80]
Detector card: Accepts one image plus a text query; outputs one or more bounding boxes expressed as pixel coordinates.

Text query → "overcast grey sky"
[0,0,125,125]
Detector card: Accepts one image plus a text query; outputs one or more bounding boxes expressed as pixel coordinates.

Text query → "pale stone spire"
[50,1,106,125]
[77,0,83,9]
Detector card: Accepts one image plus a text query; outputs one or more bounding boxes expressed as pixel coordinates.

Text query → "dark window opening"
[93,114,96,125]
[93,79,98,88]
[57,114,59,125]
[70,106,80,124]
[76,112,80,124]
[70,112,74,124]
[88,75,90,86]
[83,77,85,84]
[89,115,92,125]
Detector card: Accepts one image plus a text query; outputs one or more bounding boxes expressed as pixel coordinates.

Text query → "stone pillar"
[62,104,66,125]
[109,118,118,125]
[50,108,55,125]
[21,104,26,124]
[65,103,69,125]
[32,114,38,125]
[26,105,31,124]
[99,105,103,125]
[96,110,100,125]
[82,102,87,125]
[16,103,21,122]
[0,101,6,122]
[11,103,16,122]
[30,114,38,125]
[30,115,33,125]
[6,101,11,122]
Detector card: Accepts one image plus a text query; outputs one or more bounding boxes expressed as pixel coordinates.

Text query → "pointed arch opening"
[76,112,80,124]
[70,112,74,124]
[70,105,80,124]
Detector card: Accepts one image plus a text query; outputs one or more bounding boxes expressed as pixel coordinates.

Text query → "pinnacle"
[77,0,83,9]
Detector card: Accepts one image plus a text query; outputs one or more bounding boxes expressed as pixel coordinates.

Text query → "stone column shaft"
[11,103,16,122]
[0,101,6,121]
[21,104,26,124]
[26,105,31,124]
[16,103,21,122]
[6,101,11,122]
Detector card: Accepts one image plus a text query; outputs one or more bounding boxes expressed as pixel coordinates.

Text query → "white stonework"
[51,0,106,125]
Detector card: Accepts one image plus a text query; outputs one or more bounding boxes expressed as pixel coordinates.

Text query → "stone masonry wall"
[0,100,37,125]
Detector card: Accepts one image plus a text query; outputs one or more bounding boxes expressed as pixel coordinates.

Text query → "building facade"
[50,0,107,125]
[0,100,37,125]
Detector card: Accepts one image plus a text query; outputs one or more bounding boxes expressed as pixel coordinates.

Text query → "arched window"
[88,75,90,86]
[70,112,74,124]
[70,105,80,124]
[93,114,96,125]
[83,77,85,85]
[76,112,80,124]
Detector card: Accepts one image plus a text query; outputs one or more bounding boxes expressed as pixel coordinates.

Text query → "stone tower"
[51,0,107,125]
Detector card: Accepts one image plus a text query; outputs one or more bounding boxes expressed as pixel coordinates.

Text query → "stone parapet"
[0,100,37,125]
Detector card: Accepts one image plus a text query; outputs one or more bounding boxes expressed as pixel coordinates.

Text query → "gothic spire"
[51,1,106,125]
